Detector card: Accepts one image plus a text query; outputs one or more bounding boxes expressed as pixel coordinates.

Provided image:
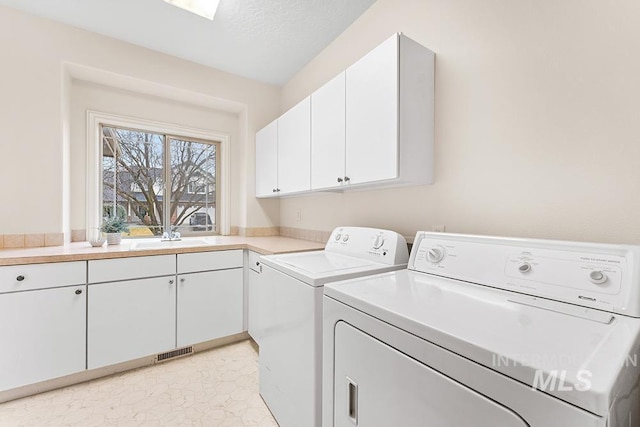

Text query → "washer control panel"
[326,227,409,266]
[409,232,640,317]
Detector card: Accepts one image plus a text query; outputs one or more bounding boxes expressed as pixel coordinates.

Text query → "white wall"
[279,0,640,244]
[0,5,280,237]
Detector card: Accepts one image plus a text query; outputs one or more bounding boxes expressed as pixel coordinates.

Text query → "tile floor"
[0,340,278,426]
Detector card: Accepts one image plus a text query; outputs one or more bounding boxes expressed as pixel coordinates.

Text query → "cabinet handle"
[180,278,186,283]
[272,189,277,193]
[169,279,175,285]
[337,177,343,183]
[16,275,25,282]
[347,377,358,425]
[276,188,281,192]
[255,261,260,266]
[344,176,350,182]
[75,289,83,295]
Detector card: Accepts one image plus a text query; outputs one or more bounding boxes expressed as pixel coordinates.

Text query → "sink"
[129,239,210,251]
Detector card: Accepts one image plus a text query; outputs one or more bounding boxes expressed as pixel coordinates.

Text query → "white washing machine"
[323,232,640,427]
[258,227,409,427]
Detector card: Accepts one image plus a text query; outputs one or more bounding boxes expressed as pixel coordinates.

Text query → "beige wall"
[0,5,280,238]
[4,1,640,244]
[279,0,640,244]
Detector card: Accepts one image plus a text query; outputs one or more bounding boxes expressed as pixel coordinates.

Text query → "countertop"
[0,236,325,266]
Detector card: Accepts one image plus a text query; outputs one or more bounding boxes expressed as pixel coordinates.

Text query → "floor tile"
[0,341,277,426]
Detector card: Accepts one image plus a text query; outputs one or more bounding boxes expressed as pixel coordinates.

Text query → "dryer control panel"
[409,232,640,317]
[325,227,409,266]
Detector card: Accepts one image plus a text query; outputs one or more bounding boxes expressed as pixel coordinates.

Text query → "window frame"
[87,111,230,237]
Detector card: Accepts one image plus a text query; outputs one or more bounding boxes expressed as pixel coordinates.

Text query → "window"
[101,125,219,237]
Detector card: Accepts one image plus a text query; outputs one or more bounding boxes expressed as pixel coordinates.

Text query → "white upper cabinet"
[256,33,434,197]
[277,97,311,194]
[311,72,346,190]
[256,97,311,197]
[345,33,435,188]
[255,119,278,197]
[346,35,399,185]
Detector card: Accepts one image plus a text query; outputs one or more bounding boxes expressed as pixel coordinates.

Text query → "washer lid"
[324,270,640,416]
[278,251,376,274]
[260,251,404,286]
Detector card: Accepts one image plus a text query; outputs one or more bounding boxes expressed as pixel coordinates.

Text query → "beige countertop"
[0,236,325,266]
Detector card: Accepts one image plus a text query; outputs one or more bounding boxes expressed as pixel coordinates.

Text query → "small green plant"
[100,216,130,234]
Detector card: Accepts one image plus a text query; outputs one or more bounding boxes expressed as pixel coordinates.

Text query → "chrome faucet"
[161,226,181,241]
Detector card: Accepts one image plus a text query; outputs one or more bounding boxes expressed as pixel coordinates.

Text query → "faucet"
[161,226,181,241]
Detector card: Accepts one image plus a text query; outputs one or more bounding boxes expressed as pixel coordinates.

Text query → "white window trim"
[86,110,231,236]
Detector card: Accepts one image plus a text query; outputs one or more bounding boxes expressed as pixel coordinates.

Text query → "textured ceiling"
[0,0,377,85]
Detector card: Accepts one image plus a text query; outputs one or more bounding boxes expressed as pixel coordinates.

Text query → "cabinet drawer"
[248,251,263,273]
[177,250,243,274]
[88,255,175,283]
[0,261,85,294]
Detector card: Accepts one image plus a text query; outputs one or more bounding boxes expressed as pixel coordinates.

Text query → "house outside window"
[101,125,219,237]
[187,179,208,195]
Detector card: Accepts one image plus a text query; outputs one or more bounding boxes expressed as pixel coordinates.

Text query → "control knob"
[373,235,385,249]
[589,270,607,285]
[334,233,342,241]
[426,246,445,263]
[518,263,532,273]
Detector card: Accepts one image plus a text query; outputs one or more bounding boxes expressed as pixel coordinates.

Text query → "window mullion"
[164,135,172,235]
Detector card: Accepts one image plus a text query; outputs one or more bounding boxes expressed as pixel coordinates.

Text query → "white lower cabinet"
[177,269,243,347]
[177,250,244,347]
[87,255,177,369]
[0,250,246,393]
[88,276,177,370]
[0,284,86,392]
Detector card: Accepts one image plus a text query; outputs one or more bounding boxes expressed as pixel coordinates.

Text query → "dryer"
[258,226,409,427]
[323,232,640,427]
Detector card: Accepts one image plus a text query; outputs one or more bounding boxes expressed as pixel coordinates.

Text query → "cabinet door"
[0,286,86,391]
[177,268,243,347]
[345,35,399,185]
[256,119,278,197]
[311,72,346,190]
[247,266,265,345]
[277,97,311,194]
[88,277,176,369]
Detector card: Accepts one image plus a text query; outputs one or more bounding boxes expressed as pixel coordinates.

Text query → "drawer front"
[178,250,243,274]
[248,251,263,273]
[0,261,86,294]
[88,255,176,283]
